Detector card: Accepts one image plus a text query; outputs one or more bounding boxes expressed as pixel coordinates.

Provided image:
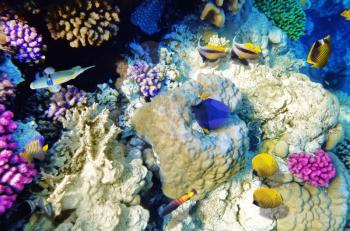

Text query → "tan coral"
[325,123,344,151]
[228,0,246,14]
[200,2,226,27]
[132,74,249,199]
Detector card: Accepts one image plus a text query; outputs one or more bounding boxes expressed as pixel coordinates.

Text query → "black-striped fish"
[231,37,262,65]
[20,136,48,163]
[307,35,331,68]
[198,39,229,62]
[158,189,197,217]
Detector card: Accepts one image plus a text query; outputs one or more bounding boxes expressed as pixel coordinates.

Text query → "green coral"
[254,0,306,40]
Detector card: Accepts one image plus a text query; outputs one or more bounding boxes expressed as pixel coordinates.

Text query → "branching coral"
[45,85,87,121]
[253,0,306,40]
[288,150,336,187]
[46,0,120,48]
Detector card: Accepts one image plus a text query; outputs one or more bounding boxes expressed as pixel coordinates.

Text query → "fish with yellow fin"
[252,153,278,178]
[158,189,197,217]
[20,136,48,163]
[231,36,262,65]
[341,9,350,20]
[253,188,283,208]
[307,35,331,68]
[198,38,229,62]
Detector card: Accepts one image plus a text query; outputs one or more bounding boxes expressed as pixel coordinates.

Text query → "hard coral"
[45,85,87,121]
[335,139,350,170]
[254,0,306,40]
[0,72,15,105]
[128,61,163,98]
[46,0,120,48]
[288,150,336,187]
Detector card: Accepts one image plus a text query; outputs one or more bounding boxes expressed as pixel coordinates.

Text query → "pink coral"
[288,150,336,187]
[0,103,37,215]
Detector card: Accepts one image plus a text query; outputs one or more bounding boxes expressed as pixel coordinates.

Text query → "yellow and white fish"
[253,188,283,209]
[231,37,262,65]
[306,35,331,68]
[341,9,350,20]
[30,65,95,92]
[19,136,48,163]
[198,38,229,62]
[252,153,278,178]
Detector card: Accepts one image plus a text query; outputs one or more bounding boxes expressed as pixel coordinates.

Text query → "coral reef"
[324,123,344,151]
[288,150,337,187]
[34,103,150,230]
[132,74,248,199]
[131,0,165,35]
[0,72,15,104]
[335,139,350,170]
[253,0,306,40]
[45,85,87,121]
[46,0,120,48]
[0,13,46,64]
[0,55,23,85]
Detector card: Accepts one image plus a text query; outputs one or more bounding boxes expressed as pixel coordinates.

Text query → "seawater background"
[297,2,350,93]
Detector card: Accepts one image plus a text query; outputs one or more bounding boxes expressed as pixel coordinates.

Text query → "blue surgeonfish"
[30,65,95,92]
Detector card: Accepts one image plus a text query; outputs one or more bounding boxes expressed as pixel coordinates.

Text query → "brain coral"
[46,0,120,48]
[253,0,306,40]
[132,74,249,199]
[33,103,150,231]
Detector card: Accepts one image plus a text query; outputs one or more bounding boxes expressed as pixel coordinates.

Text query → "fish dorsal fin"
[244,43,262,53]
[44,67,55,74]
[73,66,82,70]
[206,44,226,52]
[43,144,49,152]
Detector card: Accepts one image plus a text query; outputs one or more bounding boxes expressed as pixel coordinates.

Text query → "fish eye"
[252,169,258,176]
[253,200,259,206]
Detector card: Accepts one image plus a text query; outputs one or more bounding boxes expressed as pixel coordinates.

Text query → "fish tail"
[43,144,49,152]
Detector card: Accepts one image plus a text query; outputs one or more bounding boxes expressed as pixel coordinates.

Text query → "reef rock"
[36,104,150,231]
[132,74,249,198]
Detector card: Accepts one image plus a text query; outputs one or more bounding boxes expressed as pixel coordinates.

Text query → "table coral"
[46,0,120,48]
[45,85,87,121]
[288,150,337,187]
[132,74,248,199]
[33,103,150,230]
[253,0,306,40]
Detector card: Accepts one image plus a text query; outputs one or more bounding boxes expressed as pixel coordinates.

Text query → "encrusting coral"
[253,0,306,40]
[33,103,150,230]
[132,74,249,199]
[45,85,87,121]
[46,0,120,48]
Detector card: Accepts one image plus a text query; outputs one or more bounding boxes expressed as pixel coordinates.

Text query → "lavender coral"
[46,0,120,48]
[46,85,87,121]
[0,104,37,215]
[0,16,46,64]
[128,61,163,98]
[288,150,337,187]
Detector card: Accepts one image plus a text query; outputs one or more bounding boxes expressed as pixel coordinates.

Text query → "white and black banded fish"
[231,36,262,65]
[198,38,229,62]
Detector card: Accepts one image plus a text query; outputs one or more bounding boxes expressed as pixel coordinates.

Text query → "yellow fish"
[307,35,331,68]
[20,136,48,163]
[253,188,283,208]
[341,9,350,20]
[198,39,229,62]
[252,153,278,178]
[232,38,262,65]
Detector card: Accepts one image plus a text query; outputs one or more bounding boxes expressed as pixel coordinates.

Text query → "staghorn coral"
[45,85,87,121]
[288,150,336,187]
[132,74,248,199]
[254,0,306,40]
[34,103,150,230]
[46,0,120,48]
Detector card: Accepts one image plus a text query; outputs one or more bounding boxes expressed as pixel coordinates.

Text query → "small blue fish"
[30,65,95,92]
[19,136,48,163]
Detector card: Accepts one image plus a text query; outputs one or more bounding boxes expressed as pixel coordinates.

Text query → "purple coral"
[0,104,37,215]
[128,61,162,98]
[288,150,336,187]
[0,72,15,104]
[45,85,87,121]
[1,18,46,64]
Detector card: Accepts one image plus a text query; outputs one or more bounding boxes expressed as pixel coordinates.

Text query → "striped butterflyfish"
[198,39,229,62]
[306,35,331,68]
[158,189,197,217]
[19,136,48,163]
[231,38,262,64]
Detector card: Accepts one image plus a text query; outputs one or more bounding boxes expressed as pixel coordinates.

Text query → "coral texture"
[288,150,337,187]
[0,72,15,104]
[335,139,350,170]
[132,74,248,199]
[46,0,120,48]
[0,55,24,85]
[131,0,165,35]
[36,103,150,230]
[254,0,306,40]
[45,85,87,121]
[0,14,46,64]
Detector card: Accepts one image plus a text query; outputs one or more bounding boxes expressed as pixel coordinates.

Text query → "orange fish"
[158,189,197,217]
